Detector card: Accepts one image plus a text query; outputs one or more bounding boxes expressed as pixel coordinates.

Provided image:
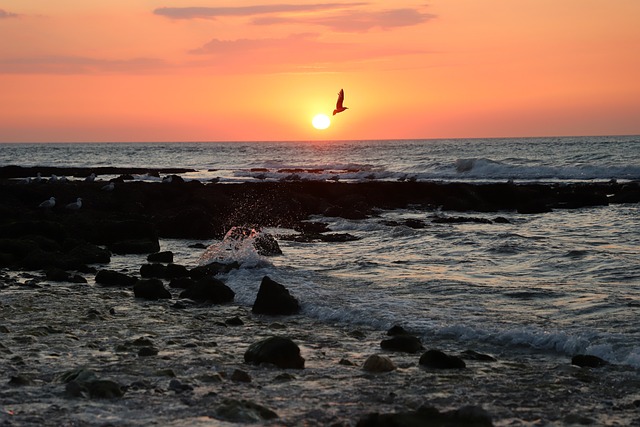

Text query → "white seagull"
[333,88,348,115]
[39,197,56,209]
[85,173,96,182]
[65,197,82,210]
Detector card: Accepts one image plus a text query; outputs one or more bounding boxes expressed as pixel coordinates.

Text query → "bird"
[65,197,82,210]
[85,173,96,182]
[101,182,115,191]
[39,197,56,209]
[333,89,348,115]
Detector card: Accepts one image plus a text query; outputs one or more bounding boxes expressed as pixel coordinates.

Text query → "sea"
[2,135,640,369]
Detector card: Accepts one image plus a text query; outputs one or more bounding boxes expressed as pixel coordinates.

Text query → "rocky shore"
[2,167,640,426]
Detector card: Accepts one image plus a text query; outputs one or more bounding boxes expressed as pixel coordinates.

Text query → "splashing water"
[198,226,268,267]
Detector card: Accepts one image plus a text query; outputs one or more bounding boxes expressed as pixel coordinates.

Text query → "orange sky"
[1,1,639,142]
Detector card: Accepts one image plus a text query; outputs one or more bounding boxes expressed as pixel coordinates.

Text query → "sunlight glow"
[312,114,331,130]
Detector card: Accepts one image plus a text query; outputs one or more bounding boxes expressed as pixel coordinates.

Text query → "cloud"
[0,9,19,19]
[0,56,170,75]
[188,33,426,73]
[154,3,367,20]
[253,8,436,32]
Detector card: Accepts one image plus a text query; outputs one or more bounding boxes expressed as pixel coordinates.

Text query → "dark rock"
[66,379,125,399]
[253,233,282,256]
[110,239,160,255]
[493,216,511,224]
[517,201,552,214]
[133,279,171,300]
[46,268,71,282]
[169,277,195,289]
[166,263,189,278]
[319,233,360,242]
[294,221,330,234]
[147,251,173,263]
[432,216,493,224]
[231,369,252,383]
[67,243,111,264]
[95,270,137,287]
[244,336,305,369]
[168,379,193,393]
[571,354,609,368]
[404,219,427,229]
[356,404,493,427]
[380,335,424,354]
[140,263,167,278]
[189,261,240,279]
[419,349,466,369]
[179,277,234,303]
[214,399,278,423]
[225,316,244,326]
[461,350,497,362]
[252,276,300,315]
[362,354,396,372]
[387,325,409,336]
[138,347,159,357]
[70,274,88,283]
[9,374,34,386]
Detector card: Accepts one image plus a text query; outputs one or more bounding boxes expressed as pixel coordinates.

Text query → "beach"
[1,165,640,425]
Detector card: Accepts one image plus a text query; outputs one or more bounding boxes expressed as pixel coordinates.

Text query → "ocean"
[1,136,640,425]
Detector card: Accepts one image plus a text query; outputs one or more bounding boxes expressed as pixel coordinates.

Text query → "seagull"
[85,173,96,182]
[333,88,348,115]
[39,197,56,209]
[65,197,82,210]
[101,182,115,191]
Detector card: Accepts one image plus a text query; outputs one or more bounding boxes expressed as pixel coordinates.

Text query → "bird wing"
[336,89,344,109]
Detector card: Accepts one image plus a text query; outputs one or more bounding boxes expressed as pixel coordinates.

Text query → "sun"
[312,114,331,130]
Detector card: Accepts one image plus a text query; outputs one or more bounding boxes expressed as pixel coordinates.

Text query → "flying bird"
[39,197,56,209]
[333,89,348,115]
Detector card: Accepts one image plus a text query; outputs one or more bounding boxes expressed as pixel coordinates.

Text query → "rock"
[419,349,466,369]
[66,379,125,399]
[8,374,34,386]
[140,263,167,278]
[362,354,396,373]
[169,277,195,289]
[356,404,493,427]
[168,379,193,393]
[95,270,137,287]
[225,316,244,326]
[138,347,159,357]
[252,276,300,315]
[461,350,497,362]
[189,261,240,280]
[214,399,278,423]
[46,268,71,282]
[110,239,160,255]
[67,243,111,264]
[571,354,609,368]
[166,263,189,278]
[147,251,174,263]
[387,325,409,336]
[244,336,305,369]
[179,277,234,303]
[133,279,171,300]
[253,233,282,256]
[380,335,424,354]
[231,369,252,383]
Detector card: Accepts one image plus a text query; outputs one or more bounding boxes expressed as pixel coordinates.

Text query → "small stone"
[231,369,252,383]
[225,316,244,326]
[138,347,159,357]
[419,349,466,369]
[571,354,609,368]
[362,354,396,372]
[147,251,173,263]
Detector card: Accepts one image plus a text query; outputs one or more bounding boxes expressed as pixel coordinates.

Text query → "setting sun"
[312,114,331,130]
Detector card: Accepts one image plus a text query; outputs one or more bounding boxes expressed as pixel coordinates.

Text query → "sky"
[1,0,639,142]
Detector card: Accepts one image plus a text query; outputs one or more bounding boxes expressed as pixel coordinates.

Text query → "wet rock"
[85,380,126,399]
[138,347,159,357]
[168,379,193,393]
[46,268,72,282]
[387,325,409,336]
[147,251,173,263]
[67,243,111,264]
[169,277,195,289]
[215,399,278,423]
[356,404,493,427]
[339,358,356,366]
[432,215,493,224]
[419,349,466,369]
[362,354,396,373]
[140,263,167,278]
[179,277,234,303]
[110,239,160,255]
[461,350,497,362]
[189,261,240,280]
[244,336,305,369]
[380,335,424,354]
[166,263,189,278]
[225,316,244,326]
[571,354,609,368]
[493,216,511,224]
[403,219,427,229]
[95,270,137,287]
[253,233,282,256]
[8,374,34,386]
[252,276,300,315]
[319,233,360,242]
[231,369,252,383]
[133,279,171,300]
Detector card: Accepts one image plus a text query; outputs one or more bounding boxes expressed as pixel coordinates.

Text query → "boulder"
[362,354,396,373]
[133,279,171,300]
[166,263,189,278]
[252,276,300,315]
[571,354,609,368]
[253,233,282,256]
[95,270,137,287]
[190,261,240,280]
[356,404,493,427]
[140,263,167,278]
[461,350,497,362]
[380,335,424,354]
[179,277,234,303]
[169,277,195,289]
[244,336,305,369]
[419,349,466,369]
[214,399,278,423]
[147,251,173,263]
